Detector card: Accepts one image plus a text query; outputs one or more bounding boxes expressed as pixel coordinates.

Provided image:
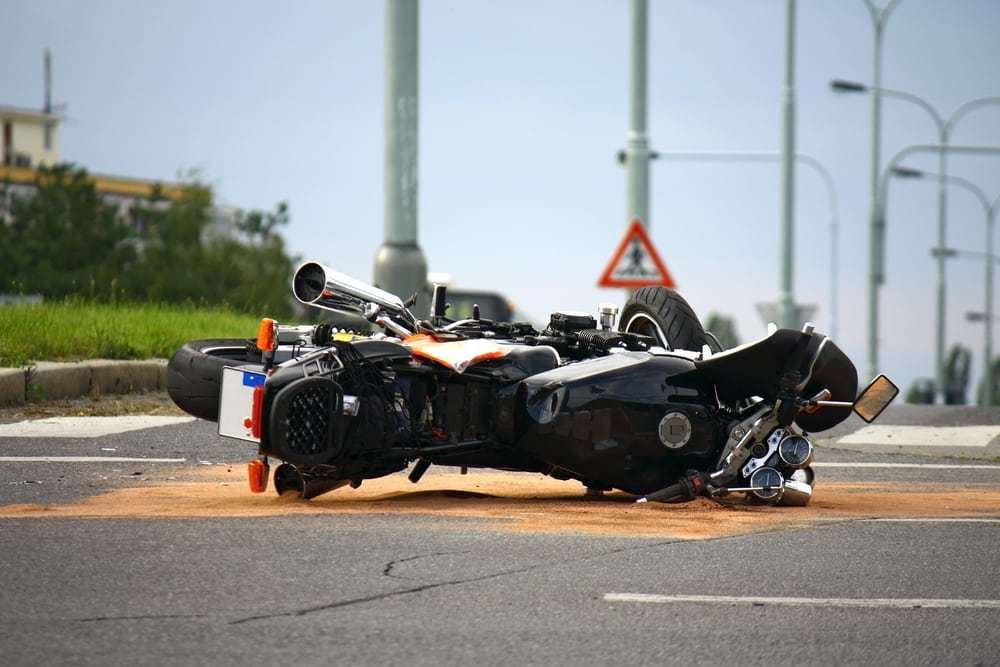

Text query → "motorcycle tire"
[166,339,260,421]
[619,287,707,352]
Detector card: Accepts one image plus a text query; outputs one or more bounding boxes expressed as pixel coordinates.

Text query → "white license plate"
[218,367,266,442]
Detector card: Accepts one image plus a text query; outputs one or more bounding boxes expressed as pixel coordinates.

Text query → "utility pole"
[777,0,797,329]
[43,49,53,150]
[374,0,428,303]
[624,0,650,229]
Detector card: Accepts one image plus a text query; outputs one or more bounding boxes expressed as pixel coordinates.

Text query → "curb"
[1,359,168,406]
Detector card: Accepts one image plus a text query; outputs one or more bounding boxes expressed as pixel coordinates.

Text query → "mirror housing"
[853,374,899,423]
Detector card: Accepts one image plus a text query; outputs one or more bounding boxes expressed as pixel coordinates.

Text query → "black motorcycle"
[167,261,897,506]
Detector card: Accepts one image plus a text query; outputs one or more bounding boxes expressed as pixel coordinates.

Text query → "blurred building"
[1,105,60,168]
[0,50,240,240]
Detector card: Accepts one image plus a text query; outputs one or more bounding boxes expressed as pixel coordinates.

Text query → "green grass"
[0,300,264,367]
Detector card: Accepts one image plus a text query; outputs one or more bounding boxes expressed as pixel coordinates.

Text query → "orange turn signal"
[256,318,278,353]
[248,459,269,493]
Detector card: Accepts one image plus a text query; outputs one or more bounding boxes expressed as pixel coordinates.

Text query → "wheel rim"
[624,313,670,349]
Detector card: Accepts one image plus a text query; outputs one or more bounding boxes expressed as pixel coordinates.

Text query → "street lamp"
[831,78,1000,399]
[649,150,839,338]
[869,144,1000,385]
[843,0,905,384]
[889,165,1000,404]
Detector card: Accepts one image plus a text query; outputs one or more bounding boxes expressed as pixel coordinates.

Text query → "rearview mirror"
[853,374,899,423]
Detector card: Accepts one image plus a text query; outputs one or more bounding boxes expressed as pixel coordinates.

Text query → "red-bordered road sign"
[598,219,676,288]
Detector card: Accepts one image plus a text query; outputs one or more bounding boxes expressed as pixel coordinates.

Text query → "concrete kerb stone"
[28,362,92,401]
[2,359,169,405]
[0,368,26,406]
[86,359,163,397]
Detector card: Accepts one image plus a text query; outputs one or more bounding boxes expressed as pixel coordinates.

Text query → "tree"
[976,357,1000,407]
[0,164,135,297]
[1,164,296,317]
[943,343,971,406]
[703,312,740,350]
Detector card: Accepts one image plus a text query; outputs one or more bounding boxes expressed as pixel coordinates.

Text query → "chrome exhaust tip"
[292,261,406,316]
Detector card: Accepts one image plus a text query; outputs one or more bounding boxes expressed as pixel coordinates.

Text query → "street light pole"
[893,167,999,404]
[832,75,1000,394]
[624,0,650,229]
[872,144,1000,384]
[375,0,428,302]
[778,0,797,329]
[860,0,903,382]
[653,150,839,338]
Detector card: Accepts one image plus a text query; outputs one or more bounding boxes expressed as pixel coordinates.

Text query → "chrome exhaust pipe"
[777,468,815,506]
[292,261,406,317]
[777,479,813,506]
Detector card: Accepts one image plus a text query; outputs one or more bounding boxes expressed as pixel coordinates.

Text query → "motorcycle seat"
[694,329,857,432]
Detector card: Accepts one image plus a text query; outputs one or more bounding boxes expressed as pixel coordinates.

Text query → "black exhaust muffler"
[273,463,349,500]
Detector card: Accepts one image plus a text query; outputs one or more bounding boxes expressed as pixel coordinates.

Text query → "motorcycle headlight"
[778,435,813,468]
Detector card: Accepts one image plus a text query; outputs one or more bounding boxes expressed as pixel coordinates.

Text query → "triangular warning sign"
[598,219,676,288]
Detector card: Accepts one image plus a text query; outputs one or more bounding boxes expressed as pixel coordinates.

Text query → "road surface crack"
[230,537,691,625]
[76,612,208,623]
[382,550,469,580]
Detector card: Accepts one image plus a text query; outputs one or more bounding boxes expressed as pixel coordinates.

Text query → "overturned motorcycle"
[167,261,898,506]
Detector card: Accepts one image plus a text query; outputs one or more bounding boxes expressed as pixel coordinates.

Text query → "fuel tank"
[513,351,722,494]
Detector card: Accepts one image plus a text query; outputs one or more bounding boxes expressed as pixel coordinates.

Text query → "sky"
[3,0,999,394]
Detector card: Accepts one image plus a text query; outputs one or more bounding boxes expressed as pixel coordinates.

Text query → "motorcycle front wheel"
[619,286,707,353]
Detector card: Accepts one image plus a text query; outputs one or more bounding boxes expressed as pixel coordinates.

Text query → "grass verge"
[0,300,263,367]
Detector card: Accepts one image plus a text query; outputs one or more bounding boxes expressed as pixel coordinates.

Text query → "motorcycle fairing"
[515,352,721,494]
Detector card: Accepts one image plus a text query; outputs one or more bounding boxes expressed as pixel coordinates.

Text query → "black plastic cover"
[548,312,597,333]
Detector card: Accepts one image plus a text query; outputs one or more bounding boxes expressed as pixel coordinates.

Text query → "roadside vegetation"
[0,164,297,318]
[0,300,262,367]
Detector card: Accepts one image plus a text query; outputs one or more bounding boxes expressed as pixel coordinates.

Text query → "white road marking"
[0,416,195,439]
[837,425,1000,448]
[604,593,1000,609]
[813,462,1000,470]
[863,518,1000,524]
[0,456,186,463]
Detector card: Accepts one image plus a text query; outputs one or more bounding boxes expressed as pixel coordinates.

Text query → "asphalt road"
[1,412,999,666]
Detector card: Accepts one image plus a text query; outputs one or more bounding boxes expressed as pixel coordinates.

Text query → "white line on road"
[604,593,1000,609]
[862,518,1000,524]
[837,425,1000,448]
[813,462,1000,470]
[0,416,195,439]
[0,456,186,463]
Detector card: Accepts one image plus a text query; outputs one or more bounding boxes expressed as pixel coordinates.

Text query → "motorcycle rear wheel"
[166,339,260,421]
[619,287,707,352]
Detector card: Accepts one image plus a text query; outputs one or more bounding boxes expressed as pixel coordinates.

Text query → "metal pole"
[374,0,428,302]
[879,146,1000,399]
[778,0,797,329]
[625,0,650,228]
[830,207,839,341]
[866,22,884,382]
[653,150,838,337]
[935,134,948,402]
[986,205,996,405]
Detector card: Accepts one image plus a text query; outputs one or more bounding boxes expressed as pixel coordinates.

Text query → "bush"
[0,164,296,318]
